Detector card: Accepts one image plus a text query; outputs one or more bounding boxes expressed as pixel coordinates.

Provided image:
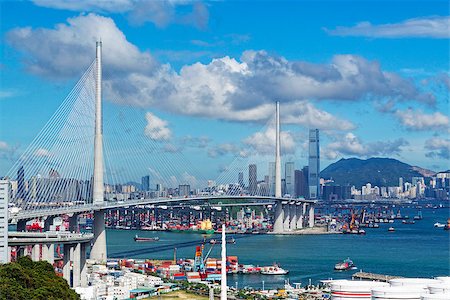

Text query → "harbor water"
[106,206,450,290]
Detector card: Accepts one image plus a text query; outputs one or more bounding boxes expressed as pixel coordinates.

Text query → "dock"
[352,272,403,282]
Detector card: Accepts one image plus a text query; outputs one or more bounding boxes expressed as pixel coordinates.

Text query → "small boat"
[261,265,289,275]
[358,229,366,235]
[334,258,357,271]
[388,227,395,232]
[434,222,445,228]
[134,235,159,242]
[402,220,415,224]
[209,237,236,244]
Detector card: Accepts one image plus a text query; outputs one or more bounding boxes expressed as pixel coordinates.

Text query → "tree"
[0,257,79,300]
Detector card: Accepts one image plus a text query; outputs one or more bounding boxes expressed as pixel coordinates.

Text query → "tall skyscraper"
[249,164,257,195]
[17,166,25,200]
[238,172,244,188]
[141,175,150,191]
[294,169,305,198]
[179,184,190,197]
[268,162,275,196]
[285,162,295,197]
[308,129,320,199]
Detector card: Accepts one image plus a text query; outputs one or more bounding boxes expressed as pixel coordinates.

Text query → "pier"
[352,272,403,282]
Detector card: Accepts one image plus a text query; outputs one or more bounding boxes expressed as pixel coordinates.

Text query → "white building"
[0,180,9,263]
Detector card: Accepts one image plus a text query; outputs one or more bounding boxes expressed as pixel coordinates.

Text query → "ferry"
[261,264,289,275]
[134,235,159,242]
[334,258,357,271]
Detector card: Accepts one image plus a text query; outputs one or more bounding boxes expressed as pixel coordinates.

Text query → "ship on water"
[334,258,357,271]
[133,235,159,242]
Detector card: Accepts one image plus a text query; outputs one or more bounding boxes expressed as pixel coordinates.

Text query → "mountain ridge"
[320,157,435,187]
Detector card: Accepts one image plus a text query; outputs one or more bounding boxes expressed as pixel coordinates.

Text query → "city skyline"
[1,1,449,181]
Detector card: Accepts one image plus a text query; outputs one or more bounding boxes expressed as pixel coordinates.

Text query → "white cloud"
[32,0,209,29]
[7,14,157,79]
[34,148,51,157]
[327,16,450,39]
[0,141,9,151]
[144,112,172,141]
[323,133,409,160]
[425,137,450,159]
[395,109,449,131]
[7,14,434,126]
[243,126,296,156]
[282,101,355,131]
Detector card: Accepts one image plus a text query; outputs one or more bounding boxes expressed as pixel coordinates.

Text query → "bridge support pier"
[283,204,290,231]
[69,214,79,233]
[289,204,297,230]
[31,244,40,261]
[296,204,303,229]
[63,244,71,286]
[80,243,87,287]
[272,202,284,233]
[308,204,315,228]
[45,244,54,265]
[90,209,107,263]
[73,243,81,287]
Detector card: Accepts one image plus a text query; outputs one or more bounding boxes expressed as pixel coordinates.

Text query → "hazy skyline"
[1,1,449,182]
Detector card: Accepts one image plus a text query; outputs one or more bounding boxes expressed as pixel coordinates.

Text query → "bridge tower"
[90,41,107,262]
[273,101,284,233]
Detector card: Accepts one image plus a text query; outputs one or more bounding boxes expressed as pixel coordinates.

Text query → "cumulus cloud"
[7,14,434,126]
[323,133,409,160]
[6,14,157,78]
[32,0,209,29]
[326,16,450,39]
[395,109,449,131]
[282,101,355,130]
[144,112,172,141]
[425,137,450,159]
[243,126,296,156]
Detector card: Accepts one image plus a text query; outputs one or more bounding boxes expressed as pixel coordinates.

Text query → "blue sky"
[0,0,449,186]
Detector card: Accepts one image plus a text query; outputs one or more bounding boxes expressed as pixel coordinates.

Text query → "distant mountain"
[320,158,435,188]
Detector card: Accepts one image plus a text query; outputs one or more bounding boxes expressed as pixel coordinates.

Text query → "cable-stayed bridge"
[2,42,316,287]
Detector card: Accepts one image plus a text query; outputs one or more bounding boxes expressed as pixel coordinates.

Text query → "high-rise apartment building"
[238,172,244,188]
[141,175,150,191]
[268,162,275,196]
[308,129,320,199]
[249,164,257,195]
[179,184,190,197]
[285,162,295,197]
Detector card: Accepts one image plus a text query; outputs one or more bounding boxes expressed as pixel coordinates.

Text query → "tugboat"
[134,235,160,242]
[334,258,357,271]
